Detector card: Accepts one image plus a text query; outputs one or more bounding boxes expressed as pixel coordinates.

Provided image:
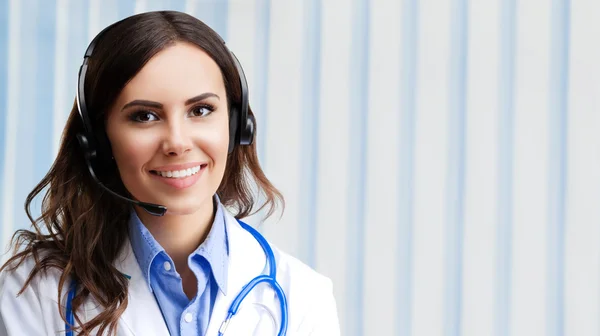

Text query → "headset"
[75,14,255,217]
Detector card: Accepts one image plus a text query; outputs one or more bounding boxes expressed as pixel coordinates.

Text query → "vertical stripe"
[411,0,451,332]
[346,0,368,334]
[564,1,600,335]
[223,0,259,225]
[59,0,88,179]
[2,0,21,257]
[397,0,417,335]
[260,0,304,257]
[462,0,500,334]
[496,0,516,335]
[66,0,89,122]
[184,0,197,15]
[118,0,136,18]
[166,0,186,12]
[90,0,129,38]
[511,0,550,332]
[141,0,167,11]
[56,0,88,233]
[299,0,320,267]
[34,0,56,190]
[13,0,39,230]
[547,0,570,335]
[52,0,68,155]
[363,0,402,332]
[191,0,229,40]
[134,0,147,14]
[445,0,468,335]
[88,0,101,41]
[214,0,229,41]
[0,0,9,205]
[314,0,352,332]
[254,0,270,165]
[94,2,120,48]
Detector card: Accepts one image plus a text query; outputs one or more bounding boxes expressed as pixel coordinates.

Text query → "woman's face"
[105,42,230,216]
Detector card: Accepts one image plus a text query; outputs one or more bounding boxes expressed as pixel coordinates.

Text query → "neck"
[134,197,216,272]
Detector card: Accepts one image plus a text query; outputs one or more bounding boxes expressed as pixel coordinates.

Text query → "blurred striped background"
[1,0,599,335]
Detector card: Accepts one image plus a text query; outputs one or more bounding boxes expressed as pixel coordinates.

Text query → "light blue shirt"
[128,197,229,336]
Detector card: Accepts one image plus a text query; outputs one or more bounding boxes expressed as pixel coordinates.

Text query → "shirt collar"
[128,208,163,292]
[128,195,230,294]
[194,197,229,294]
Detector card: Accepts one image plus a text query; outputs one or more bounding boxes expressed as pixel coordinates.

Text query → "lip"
[149,162,206,172]
[149,164,206,190]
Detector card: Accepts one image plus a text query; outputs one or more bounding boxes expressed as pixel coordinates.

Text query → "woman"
[0,11,339,336]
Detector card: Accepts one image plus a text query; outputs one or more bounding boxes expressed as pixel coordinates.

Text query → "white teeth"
[155,165,202,179]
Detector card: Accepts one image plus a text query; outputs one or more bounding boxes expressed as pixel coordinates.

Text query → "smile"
[149,163,207,190]
[151,165,203,179]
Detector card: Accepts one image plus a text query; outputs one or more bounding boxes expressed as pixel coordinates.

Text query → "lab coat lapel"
[205,212,269,335]
[112,240,170,335]
[92,213,275,335]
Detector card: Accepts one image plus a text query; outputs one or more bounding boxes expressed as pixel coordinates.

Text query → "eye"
[129,111,159,123]
[189,104,215,118]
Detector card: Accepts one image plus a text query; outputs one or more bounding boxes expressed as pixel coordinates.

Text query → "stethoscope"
[65,220,288,336]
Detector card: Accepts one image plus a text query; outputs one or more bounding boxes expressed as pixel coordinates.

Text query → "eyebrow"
[121,92,220,111]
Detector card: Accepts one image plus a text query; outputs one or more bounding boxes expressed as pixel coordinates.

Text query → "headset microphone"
[76,134,168,216]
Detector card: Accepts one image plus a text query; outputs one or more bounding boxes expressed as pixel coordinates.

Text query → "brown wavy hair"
[0,11,283,335]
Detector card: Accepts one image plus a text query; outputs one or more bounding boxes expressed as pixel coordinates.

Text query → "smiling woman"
[106,43,231,219]
[0,11,339,336]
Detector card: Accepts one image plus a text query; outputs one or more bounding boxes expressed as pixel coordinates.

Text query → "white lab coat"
[0,210,340,335]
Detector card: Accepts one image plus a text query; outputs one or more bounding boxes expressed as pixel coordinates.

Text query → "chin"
[132,184,216,216]
[160,197,213,216]
[164,208,199,216]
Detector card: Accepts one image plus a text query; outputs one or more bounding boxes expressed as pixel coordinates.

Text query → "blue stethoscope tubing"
[65,220,288,336]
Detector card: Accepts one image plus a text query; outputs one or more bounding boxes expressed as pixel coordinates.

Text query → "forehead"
[117,42,226,103]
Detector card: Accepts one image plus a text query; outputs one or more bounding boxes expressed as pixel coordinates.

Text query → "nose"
[161,119,193,156]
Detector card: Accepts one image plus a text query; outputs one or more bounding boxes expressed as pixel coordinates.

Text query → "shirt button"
[184,312,193,323]
[163,261,172,271]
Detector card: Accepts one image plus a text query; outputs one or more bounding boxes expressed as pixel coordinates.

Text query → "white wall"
[0,0,597,335]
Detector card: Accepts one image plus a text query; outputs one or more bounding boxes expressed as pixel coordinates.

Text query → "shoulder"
[1,250,66,281]
[271,246,341,335]
[224,210,340,334]
[272,246,333,293]
[0,253,61,294]
[0,253,67,306]
[0,254,66,335]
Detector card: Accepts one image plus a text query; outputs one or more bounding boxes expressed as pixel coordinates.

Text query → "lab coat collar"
[112,210,272,335]
[205,211,275,335]
[112,238,170,334]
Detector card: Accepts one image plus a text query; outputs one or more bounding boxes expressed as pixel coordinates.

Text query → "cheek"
[108,129,156,178]
[200,123,231,167]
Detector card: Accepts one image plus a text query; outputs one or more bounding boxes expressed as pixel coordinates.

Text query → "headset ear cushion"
[228,106,240,153]
[95,131,114,162]
[76,133,97,160]
[240,114,255,146]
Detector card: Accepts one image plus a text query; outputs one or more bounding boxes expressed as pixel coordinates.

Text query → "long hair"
[0,11,283,335]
